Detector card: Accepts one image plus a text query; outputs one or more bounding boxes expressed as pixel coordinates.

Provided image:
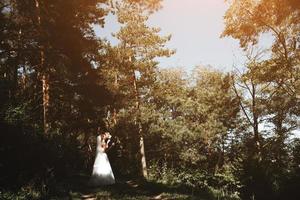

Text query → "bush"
[148,162,241,200]
[0,122,85,197]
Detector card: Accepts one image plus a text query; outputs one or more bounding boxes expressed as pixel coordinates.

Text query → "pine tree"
[104,0,174,178]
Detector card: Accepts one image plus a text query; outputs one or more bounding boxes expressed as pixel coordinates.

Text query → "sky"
[94,1,299,137]
[95,0,272,72]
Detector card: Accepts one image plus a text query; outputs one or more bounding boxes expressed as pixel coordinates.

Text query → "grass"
[67,174,209,200]
[0,173,210,200]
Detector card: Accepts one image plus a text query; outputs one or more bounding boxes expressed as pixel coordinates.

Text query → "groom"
[103,131,115,152]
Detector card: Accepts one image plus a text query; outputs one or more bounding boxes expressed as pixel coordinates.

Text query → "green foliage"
[4,104,28,125]
[0,0,299,199]
[148,162,241,200]
[222,1,300,199]
[143,67,240,172]
[0,188,41,200]
[0,122,86,198]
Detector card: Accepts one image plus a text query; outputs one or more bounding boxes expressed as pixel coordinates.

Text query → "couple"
[89,131,115,186]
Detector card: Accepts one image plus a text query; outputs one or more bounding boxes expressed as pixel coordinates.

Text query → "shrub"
[148,162,241,200]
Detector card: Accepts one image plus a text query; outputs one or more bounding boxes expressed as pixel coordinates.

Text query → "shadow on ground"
[63,174,209,200]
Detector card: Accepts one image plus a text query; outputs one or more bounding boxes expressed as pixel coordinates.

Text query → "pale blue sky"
[94,0,299,137]
[95,0,272,72]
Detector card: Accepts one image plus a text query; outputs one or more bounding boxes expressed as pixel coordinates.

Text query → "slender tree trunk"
[112,108,117,125]
[131,67,148,179]
[251,82,260,158]
[112,73,118,126]
[35,0,50,134]
[42,73,50,133]
[17,28,27,90]
[22,65,27,89]
[233,76,261,160]
[138,123,148,178]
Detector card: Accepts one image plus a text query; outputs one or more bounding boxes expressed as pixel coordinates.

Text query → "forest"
[0,0,299,199]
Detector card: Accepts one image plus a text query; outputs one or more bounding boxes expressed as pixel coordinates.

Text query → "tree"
[101,0,174,178]
[145,67,240,173]
[0,2,122,173]
[191,66,240,173]
[222,0,300,98]
[223,1,300,198]
[223,0,300,166]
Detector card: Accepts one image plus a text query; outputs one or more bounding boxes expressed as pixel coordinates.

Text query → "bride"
[89,131,115,186]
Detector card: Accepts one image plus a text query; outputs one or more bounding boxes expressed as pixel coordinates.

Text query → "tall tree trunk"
[112,108,117,125]
[233,76,262,160]
[112,72,118,126]
[42,73,50,133]
[251,82,261,159]
[35,0,50,134]
[139,124,148,178]
[22,65,27,90]
[131,67,148,179]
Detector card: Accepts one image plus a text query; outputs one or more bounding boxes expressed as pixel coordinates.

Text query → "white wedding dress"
[89,135,115,186]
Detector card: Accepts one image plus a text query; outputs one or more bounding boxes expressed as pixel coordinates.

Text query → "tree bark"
[139,124,148,178]
[35,0,50,134]
[112,73,118,126]
[251,82,261,159]
[131,64,148,179]
[42,73,50,133]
